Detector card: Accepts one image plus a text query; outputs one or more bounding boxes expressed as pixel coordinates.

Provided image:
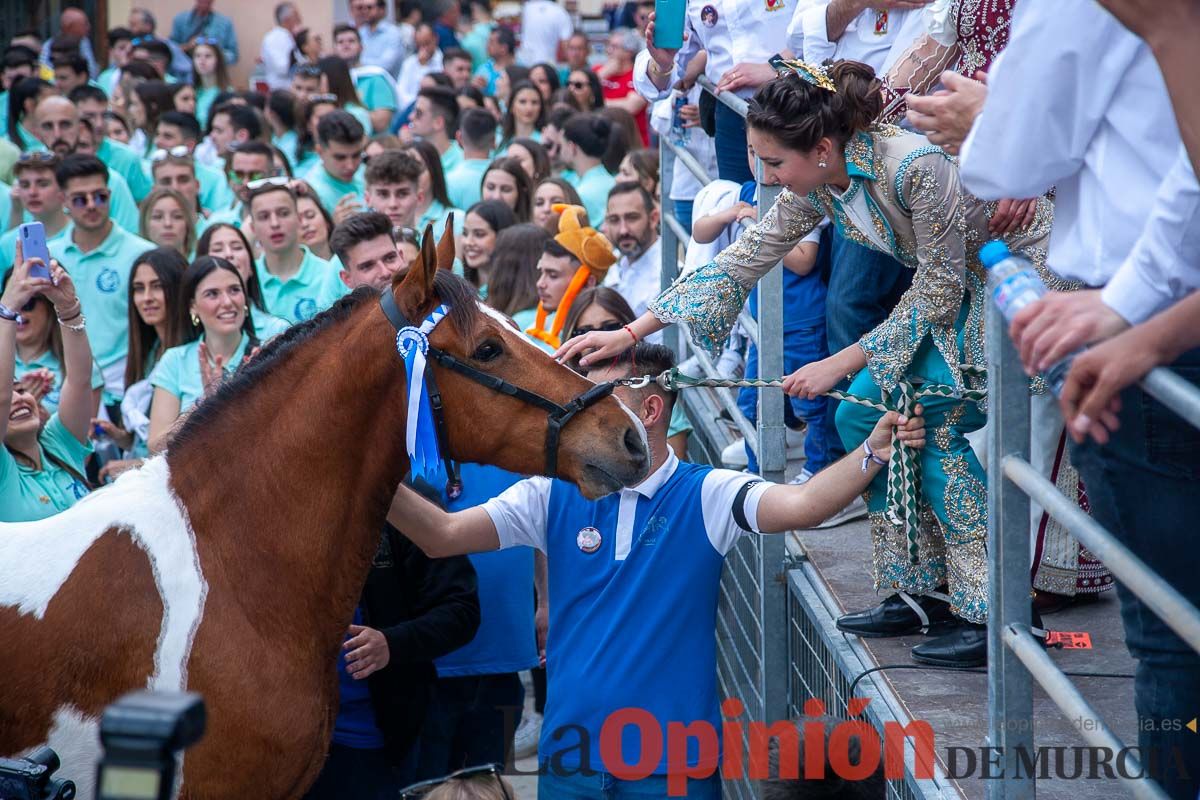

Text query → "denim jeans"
[674,199,694,237]
[1067,350,1200,799]
[826,228,912,355]
[538,761,722,799]
[738,325,835,475]
[714,102,754,184]
[413,673,524,780]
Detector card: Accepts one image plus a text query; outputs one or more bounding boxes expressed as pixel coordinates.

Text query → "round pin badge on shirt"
[577,526,602,553]
[700,5,718,26]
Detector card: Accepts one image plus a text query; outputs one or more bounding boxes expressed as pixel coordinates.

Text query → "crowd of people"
[0,0,1198,797]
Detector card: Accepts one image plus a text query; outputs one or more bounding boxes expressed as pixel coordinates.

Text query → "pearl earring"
[191,312,200,326]
[817,159,828,168]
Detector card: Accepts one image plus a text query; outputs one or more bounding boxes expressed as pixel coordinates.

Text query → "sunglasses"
[567,81,589,90]
[20,298,37,313]
[307,93,338,104]
[17,152,58,165]
[294,65,322,78]
[68,190,111,208]
[150,146,190,162]
[572,320,623,337]
[193,36,221,46]
[246,176,292,191]
[399,764,511,800]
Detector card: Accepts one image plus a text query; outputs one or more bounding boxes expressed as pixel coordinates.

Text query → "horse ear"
[396,222,439,309]
[436,213,456,271]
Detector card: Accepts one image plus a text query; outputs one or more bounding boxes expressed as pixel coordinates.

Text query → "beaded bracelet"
[623,324,639,345]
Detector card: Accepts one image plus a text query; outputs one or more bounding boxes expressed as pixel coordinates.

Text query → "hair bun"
[827,60,882,131]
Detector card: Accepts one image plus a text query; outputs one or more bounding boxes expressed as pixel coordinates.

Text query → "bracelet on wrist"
[0,302,25,325]
[860,439,887,473]
[57,311,86,332]
[623,324,639,345]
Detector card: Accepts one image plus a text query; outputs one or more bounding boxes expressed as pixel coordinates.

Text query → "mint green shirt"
[445,158,490,212]
[99,138,152,203]
[0,223,67,270]
[0,182,11,233]
[254,246,345,323]
[440,141,465,176]
[273,130,299,170]
[195,86,230,128]
[355,73,398,112]
[15,348,106,414]
[49,224,155,372]
[150,332,252,413]
[0,413,93,523]
[571,165,616,230]
[253,310,293,340]
[301,163,366,217]
[419,199,465,238]
[346,103,373,133]
[196,160,234,214]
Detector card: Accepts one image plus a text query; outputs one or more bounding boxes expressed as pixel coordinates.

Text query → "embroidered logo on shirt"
[765,0,785,12]
[640,515,667,547]
[96,268,120,293]
[577,526,602,554]
[700,5,718,26]
[294,297,318,321]
[873,9,889,35]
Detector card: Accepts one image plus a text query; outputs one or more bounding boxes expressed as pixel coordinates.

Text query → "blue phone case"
[654,0,686,50]
[18,222,51,279]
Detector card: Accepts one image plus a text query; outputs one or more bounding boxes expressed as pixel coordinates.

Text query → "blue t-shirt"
[740,181,827,330]
[332,605,387,749]
[435,463,539,677]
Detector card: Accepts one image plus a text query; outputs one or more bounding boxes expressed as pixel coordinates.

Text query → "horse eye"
[472,340,503,362]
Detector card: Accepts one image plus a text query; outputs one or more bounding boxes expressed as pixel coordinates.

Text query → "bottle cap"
[979,240,1012,269]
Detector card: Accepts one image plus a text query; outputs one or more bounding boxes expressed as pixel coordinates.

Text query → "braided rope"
[643,367,988,563]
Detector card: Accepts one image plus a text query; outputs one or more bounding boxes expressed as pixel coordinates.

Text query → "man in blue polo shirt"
[386,342,926,798]
[248,180,347,324]
[302,110,367,219]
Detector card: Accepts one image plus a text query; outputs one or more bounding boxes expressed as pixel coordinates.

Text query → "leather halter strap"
[380,289,615,480]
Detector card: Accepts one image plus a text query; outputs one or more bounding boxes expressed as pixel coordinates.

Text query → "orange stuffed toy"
[526,204,618,349]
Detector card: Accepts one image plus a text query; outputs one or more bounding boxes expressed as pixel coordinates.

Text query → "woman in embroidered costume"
[561,61,1052,667]
[884,0,1114,611]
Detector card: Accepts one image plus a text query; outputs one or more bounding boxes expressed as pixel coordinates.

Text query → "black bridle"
[380,290,616,497]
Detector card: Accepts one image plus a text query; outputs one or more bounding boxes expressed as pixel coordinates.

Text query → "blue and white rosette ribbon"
[397,304,449,486]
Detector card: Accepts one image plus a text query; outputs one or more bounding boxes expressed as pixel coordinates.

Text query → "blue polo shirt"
[484,451,768,774]
[569,165,616,231]
[99,138,152,203]
[301,163,366,218]
[50,223,155,373]
[440,141,465,176]
[255,246,347,324]
[149,332,253,412]
[445,158,490,212]
[0,413,93,523]
[435,463,539,677]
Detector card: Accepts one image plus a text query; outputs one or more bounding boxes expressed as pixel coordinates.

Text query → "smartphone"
[654,0,686,50]
[18,222,52,280]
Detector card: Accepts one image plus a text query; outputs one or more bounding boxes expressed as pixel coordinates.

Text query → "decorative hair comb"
[774,58,837,93]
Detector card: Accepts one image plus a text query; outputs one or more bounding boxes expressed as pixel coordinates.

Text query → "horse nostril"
[623,426,646,462]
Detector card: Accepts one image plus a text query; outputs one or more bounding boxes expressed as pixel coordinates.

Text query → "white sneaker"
[789,468,814,485]
[721,438,749,468]
[512,710,542,759]
[812,494,868,529]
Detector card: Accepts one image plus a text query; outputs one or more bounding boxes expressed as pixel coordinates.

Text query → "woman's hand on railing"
[715,62,778,95]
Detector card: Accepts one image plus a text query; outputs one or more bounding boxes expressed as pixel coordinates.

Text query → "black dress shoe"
[910,622,987,668]
[836,592,956,638]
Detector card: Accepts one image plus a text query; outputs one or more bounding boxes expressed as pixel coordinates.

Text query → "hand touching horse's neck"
[166,304,409,628]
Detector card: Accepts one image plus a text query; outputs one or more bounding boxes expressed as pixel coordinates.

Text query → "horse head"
[390,221,650,498]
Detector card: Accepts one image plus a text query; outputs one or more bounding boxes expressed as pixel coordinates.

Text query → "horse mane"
[170,272,482,452]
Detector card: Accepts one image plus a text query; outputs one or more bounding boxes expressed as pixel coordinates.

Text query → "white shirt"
[484,450,772,557]
[261,27,298,90]
[519,0,573,66]
[787,0,925,73]
[396,50,444,112]
[360,19,407,76]
[604,238,663,319]
[959,0,1180,301]
[1101,148,1200,324]
[649,88,719,202]
[633,0,794,103]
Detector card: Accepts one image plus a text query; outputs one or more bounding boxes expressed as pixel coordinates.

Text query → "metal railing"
[659,76,788,800]
[986,301,1200,800]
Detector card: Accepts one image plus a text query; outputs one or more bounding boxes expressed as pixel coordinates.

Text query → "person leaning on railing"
[560,60,1058,670]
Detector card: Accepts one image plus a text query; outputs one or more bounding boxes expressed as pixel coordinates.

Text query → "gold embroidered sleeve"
[859,154,967,391]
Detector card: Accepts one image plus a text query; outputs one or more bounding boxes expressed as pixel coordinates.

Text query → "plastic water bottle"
[979,240,1074,395]
[669,93,689,148]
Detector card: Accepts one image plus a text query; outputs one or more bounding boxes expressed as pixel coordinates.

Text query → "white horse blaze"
[0,458,207,799]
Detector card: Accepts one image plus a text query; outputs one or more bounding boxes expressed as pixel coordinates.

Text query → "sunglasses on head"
[193,36,220,46]
[294,65,322,78]
[68,190,111,208]
[307,93,338,104]
[150,146,190,162]
[17,151,58,165]
[572,320,623,337]
[246,176,292,191]
[399,764,511,800]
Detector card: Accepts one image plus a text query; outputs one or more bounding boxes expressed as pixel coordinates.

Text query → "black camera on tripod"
[0,746,76,800]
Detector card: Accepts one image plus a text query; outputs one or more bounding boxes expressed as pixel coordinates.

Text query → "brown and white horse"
[0,226,649,798]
